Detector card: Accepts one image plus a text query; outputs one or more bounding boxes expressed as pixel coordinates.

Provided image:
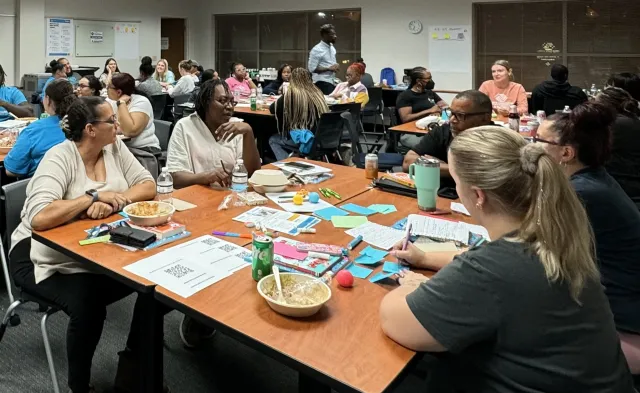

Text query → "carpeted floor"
[0,287,427,393]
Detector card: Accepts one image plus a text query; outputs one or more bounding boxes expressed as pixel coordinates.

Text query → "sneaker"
[179,314,216,348]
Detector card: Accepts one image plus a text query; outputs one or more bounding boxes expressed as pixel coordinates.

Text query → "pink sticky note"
[274,242,308,261]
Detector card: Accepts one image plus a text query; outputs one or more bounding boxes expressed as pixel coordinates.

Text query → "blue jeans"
[269,134,299,160]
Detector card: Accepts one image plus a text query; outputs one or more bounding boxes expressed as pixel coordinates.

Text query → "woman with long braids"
[268,67,329,160]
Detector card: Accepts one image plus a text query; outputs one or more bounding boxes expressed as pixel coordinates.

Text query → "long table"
[33,160,472,393]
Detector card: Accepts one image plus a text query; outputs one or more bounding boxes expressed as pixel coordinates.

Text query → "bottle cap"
[237,159,244,164]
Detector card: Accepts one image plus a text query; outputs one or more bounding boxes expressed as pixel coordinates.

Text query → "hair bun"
[520,143,545,175]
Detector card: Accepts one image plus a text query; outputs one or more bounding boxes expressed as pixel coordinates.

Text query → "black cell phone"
[284,162,315,170]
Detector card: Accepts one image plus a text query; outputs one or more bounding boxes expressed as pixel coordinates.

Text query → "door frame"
[160,17,189,62]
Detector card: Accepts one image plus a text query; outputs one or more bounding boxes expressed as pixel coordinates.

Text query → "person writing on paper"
[99,58,120,88]
[168,60,196,97]
[225,62,257,99]
[153,58,176,88]
[479,59,528,117]
[535,102,640,374]
[402,91,493,185]
[382,126,634,392]
[5,79,75,178]
[167,79,260,189]
[9,96,157,393]
[0,62,33,121]
[328,62,369,108]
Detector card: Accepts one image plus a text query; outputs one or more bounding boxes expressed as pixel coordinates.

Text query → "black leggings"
[315,81,336,95]
[10,238,145,393]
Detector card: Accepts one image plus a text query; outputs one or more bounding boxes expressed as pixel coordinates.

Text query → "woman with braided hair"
[268,67,329,160]
[329,61,369,108]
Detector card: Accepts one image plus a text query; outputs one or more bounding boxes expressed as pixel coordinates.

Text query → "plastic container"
[157,167,173,205]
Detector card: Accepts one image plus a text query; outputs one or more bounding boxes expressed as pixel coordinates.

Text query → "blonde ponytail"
[449,126,599,303]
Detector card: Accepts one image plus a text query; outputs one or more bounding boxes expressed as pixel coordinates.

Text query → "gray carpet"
[0,287,427,393]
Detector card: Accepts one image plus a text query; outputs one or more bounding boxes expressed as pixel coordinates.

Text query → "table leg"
[138,292,164,393]
[299,372,331,393]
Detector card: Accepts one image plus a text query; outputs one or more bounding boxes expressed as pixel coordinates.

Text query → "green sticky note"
[331,216,368,229]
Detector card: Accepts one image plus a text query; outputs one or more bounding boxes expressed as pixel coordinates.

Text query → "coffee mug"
[409,157,440,211]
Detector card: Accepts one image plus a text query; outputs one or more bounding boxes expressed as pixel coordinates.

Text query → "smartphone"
[284,162,315,171]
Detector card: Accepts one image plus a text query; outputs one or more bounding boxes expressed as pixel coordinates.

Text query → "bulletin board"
[75,20,115,57]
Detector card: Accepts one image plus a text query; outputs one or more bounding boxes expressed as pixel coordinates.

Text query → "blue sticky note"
[355,246,388,265]
[347,264,373,279]
[369,272,397,284]
[354,254,382,265]
[383,261,407,274]
[314,206,349,221]
[341,203,377,216]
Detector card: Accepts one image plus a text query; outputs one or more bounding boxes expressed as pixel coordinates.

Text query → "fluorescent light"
[317,12,326,18]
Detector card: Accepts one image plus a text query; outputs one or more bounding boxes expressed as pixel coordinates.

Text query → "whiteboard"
[75,21,115,57]
[0,15,15,86]
[114,22,140,60]
[428,26,472,74]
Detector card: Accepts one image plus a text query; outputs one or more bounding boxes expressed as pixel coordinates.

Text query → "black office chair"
[307,112,347,163]
[342,112,403,170]
[154,119,172,166]
[0,179,62,393]
[361,87,386,152]
[171,95,191,122]
[330,102,361,143]
[149,94,167,120]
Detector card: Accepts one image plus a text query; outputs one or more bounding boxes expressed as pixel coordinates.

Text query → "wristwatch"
[116,99,127,107]
[85,189,98,203]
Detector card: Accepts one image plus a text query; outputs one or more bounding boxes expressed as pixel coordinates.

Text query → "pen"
[399,222,412,264]
[347,235,363,250]
[212,231,252,239]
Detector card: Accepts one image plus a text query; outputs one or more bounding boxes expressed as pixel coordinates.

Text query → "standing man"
[0,63,33,122]
[308,24,338,95]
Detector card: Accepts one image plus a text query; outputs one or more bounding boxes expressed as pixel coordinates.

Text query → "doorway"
[161,18,186,80]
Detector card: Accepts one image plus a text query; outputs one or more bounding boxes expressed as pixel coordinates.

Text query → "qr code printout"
[200,237,220,246]
[218,243,238,253]
[164,264,194,279]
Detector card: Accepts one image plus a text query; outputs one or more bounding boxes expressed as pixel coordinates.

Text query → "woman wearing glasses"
[167,79,260,190]
[10,96,157,393]
[536,101,640,375]
[75,75,102,97]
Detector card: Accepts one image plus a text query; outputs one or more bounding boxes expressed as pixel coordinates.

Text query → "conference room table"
[32,158,474,393]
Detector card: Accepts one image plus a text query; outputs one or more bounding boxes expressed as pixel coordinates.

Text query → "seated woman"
[107,73,160,153]
[383,126,634,392]
[10,96,157,393]
[189,69,216,103]
[356,58,375,88]
[536,102,640,374]
[168,60,196,98]
[225,62,257,98]
[0,62,33,121]
[152,59,175,88]
[268,68,329,160]
[263,64,292,95]
[167,79,260,189]
[479,59,528,116]
[5,79,75,178]
[40,59,68,102]
[597,87,640,209]
[75,75,102,97]
[136,62,163,97]
[99,57,119,88]
[329,62,369,108]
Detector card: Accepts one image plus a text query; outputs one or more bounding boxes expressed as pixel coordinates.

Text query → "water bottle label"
[157,185,173,194]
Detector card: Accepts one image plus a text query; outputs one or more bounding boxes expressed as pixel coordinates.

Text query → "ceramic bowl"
[123,201,175,227]
[257,273,331,318]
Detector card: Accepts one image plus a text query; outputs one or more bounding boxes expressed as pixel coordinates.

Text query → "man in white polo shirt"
[308,24,339,95]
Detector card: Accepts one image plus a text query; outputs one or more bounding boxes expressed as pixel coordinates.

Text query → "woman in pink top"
[225,62,257,99]
[479,60,528,116]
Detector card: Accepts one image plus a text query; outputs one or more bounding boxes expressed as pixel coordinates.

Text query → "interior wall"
[0,0,16,86]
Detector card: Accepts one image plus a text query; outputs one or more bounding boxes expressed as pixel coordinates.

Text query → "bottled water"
[231,159,248,192]
[157,167,174,205]
[257,84,263,102]
[562,105,571,113]
[590,84,597,97]
[441,107,449,123]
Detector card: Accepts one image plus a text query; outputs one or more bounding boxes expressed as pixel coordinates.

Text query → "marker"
[298,228,316,234]
[212,231,252,239]
[308,251,331,260]
[398,222,413,264]
[347,235,363,250]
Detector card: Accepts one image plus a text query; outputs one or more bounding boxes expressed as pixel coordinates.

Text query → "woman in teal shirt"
[0,62,32,121]
[5,79,76,177]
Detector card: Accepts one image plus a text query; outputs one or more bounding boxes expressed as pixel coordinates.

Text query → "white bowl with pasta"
[257,272,331,318]
[123,201,175,227]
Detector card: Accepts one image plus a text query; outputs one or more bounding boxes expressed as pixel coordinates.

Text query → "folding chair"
[307,112,346,163]
[0,179,62,393]
[361,87,387,152]
[153,119,173,167]
[172,95,191,122]
[342,112,403,170]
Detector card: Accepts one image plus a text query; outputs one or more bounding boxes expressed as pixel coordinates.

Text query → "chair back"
[363,87,383,114]
[2,179,30,244]
[153,119,172,152]
[542,96,585,117]
[172,94,191,120]
[331,103,361,142]
[149,94,167,120]
[341,112,363,156]
[309,112,345,158]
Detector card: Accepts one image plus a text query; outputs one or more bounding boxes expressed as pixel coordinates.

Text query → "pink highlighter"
[399,222,413,265]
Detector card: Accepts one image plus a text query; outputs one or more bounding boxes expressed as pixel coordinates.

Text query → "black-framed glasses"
[446,109,489,121]
[532,136,562,146]
[91,116,117,126]
[216,95,237,107]
[77,84,90,89]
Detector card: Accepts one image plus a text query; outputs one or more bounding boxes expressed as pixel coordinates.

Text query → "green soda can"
[252,235,273,281]
[250,95,257,111]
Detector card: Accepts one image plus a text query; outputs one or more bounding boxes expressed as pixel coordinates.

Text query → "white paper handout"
[272,161,333,177]
[233,206,320,235]
[124,235,251,298]
[450,202,471,216]
[345,222,406,250]
[407,214,490,245]
[266,192,333,213]
[0,119,28,129]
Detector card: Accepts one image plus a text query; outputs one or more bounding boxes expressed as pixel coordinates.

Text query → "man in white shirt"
[308,24,339,95]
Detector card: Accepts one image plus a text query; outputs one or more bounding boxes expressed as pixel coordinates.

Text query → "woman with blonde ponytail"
[380,126,633,393]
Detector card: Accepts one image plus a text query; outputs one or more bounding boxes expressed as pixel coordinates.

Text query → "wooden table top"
[234,106,274,117]
[388,121,427,135]
[155,188,478,393]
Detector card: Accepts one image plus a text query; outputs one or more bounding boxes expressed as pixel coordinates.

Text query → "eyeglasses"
[91,116,117,126]
[446,109,489,121]
[532,136,562,146]
[216,96,237,107]
[107,85,116,90]
[77,84,90,89]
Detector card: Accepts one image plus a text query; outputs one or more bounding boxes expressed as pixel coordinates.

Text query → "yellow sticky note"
[432,33,438,39]
[444,33,451,39]
[415,242,458,253]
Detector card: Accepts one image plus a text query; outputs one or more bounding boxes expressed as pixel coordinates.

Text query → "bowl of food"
[248,181,288,194]
[257,272,331,318]
[123,201,175,227]
[0,131,17,154]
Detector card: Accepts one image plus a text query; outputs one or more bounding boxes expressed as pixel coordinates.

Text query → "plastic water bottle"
[562,105,571,113]
[257,84,263,102]
[157,167,174,205]
[40,112,49,119]
[590,84,597,97]
[231,159,248,192]
[441,107,449,123]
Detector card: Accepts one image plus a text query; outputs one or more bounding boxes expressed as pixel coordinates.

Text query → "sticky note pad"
[347,264,373,279]
[383,261,407,274]
[354,246,388,265]
[341,203,377,216]
[368,204,398,215]
[274,242,308,261]
[331,216,368,229]
[314,206,349,221]
[369,272,397,284]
